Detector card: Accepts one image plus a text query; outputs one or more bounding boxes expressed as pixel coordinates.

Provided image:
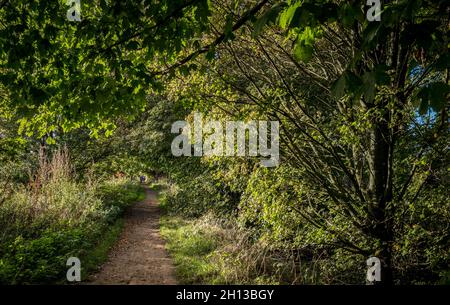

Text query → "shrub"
[0,148,144,284]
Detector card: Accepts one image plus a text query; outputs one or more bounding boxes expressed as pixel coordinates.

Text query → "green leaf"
[428,82,450,111]
[206,48,216,61]
[331,74,346,99]
[345,71,363,93]
[361,65,389,103]
[416,82,450,114]
[293,43,313,62]
[362,22,381,48]
[292,27,316,62]
[331,71,364,99]
[253,3,286,37]
[362,70,376,103]
[223,15,235,42]
[126,41,140,50]
[279,1,301,29]
[339,3,359,28]
[374,65,390,85]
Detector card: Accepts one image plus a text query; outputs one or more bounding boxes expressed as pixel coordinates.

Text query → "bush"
[0,148,145,284]
[160,212,305,285]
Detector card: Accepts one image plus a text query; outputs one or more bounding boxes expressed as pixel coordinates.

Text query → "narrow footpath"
[89,187,177,284]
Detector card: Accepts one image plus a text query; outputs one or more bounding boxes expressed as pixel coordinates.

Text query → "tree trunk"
[368,111,394,285]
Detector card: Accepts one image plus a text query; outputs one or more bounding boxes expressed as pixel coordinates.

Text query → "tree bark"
[368,110,394,285]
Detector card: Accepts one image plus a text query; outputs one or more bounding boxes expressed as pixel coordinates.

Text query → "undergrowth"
[0,148,145,284]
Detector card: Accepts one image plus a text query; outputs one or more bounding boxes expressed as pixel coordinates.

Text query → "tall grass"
[0,147,144,284]
[0,148,102,244]
[157,180,323,285]
[160,211,318,285]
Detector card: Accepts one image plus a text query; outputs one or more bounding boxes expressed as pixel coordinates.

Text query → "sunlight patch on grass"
[159,216,222,284]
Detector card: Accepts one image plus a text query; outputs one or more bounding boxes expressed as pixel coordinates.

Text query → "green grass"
[149,182,166,193]
[152,183,169,212]
[155,183,280,285]
[79,182,145,281]
[159,216,221,284]
[156,183,231,284]
[0,180,146,284]
[80,219,124,281]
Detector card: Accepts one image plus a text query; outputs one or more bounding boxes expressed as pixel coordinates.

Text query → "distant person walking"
[140,175,146,184]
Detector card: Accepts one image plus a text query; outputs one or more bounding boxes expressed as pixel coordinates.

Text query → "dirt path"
[89,187,177,284]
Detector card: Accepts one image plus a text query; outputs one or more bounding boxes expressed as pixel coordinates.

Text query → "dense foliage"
[1,0,449,284]
[0,146,144,283]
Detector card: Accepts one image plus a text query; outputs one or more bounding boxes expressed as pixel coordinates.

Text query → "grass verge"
[156,183,288,285]
[160,216,221,284]
[0,180,145,284]
[80,182,146,281]
[80,218,124,281]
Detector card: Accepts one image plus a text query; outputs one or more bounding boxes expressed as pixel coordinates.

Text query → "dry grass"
[161,212,317,284]
[0,147,102,243]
